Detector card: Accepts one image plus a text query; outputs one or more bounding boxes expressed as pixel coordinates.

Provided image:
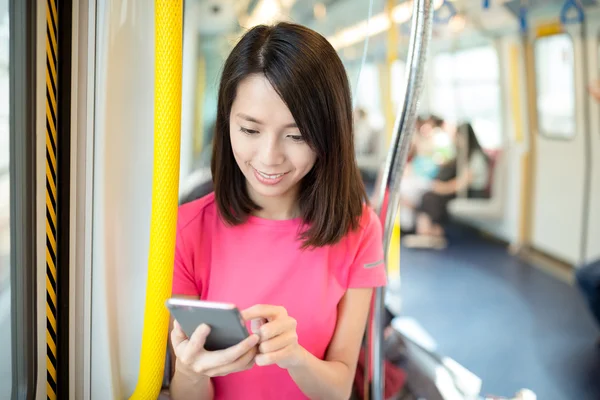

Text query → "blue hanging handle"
[433,0,457,24]
[519,5,528,33]
[483,0,491,9]
[560,0,584,24]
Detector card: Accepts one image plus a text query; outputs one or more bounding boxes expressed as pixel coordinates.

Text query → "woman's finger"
[209,333,260,366]
[171,320,189,350]
[250,318,267,334]
[202,347,257,377]
[255,346,289,367]
[241,304,287,322]
[187,324,211,354]
[259,317,296,342]
[259,330,297,354]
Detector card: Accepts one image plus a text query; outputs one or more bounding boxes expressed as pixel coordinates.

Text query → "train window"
[0,2,10,398]
[534,34,575,139]
[355,63,382,118]
[391,59,407,111]
[429,46,502,149]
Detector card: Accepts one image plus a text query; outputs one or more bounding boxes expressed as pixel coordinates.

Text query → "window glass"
[390,59,407,111]
[429,45,503,149]
[0,2,12,397]
[534,34,575,139]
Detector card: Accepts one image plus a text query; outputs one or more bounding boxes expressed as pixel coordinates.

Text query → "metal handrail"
[369,0,433,398]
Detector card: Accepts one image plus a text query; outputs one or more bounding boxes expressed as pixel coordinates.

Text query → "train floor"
[399,224,600,400]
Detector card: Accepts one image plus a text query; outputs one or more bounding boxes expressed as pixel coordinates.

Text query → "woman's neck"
[248,184,300,220]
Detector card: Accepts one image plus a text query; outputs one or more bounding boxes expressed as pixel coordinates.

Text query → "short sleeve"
[172,214,201,297]
[346,208,388,289]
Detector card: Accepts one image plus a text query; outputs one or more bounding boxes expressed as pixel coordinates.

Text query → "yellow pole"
[385,0,399,145]
[129,1,183,398]
[194,56,206,156]
[384,0,401,274]
[519,39,537,248]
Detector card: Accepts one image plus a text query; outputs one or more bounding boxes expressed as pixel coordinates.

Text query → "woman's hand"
[171,320,260,378]
[241,305,305,369]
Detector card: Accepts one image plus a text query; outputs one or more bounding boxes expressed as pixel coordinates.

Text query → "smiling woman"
[212,22,368,248]
[169,21,387,400]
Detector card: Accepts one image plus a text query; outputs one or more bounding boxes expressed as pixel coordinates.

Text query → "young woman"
[404,122,490,249]
[169,22,387,400]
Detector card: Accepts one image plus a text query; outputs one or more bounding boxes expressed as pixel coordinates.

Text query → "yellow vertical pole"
[519,39,537,248]
[194,55,206,157]
[129,1,183,399]
[384,0,401,276]
[384,0,399,146]
[508,44,530,247]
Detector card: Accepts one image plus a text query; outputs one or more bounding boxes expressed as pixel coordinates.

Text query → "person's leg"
[415,212,434,235]
[430,223,444,237]
[405,211,447,249]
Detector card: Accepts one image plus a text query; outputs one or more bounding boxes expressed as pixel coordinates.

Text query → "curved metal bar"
[369,0,433,398]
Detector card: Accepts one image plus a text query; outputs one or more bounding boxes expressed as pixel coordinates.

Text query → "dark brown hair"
[211,22,368,248]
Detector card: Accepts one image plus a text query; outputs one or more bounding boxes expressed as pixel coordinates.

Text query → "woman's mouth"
[252,167,288,185]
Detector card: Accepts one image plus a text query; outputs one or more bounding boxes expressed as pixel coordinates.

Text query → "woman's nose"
[260,136,285,166]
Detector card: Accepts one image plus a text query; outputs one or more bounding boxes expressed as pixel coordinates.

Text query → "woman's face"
[229,74,317,207]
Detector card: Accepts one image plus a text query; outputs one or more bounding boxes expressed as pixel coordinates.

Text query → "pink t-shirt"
[172,192,387,399]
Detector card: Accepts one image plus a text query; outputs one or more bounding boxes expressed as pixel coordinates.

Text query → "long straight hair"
[211,22,368,248]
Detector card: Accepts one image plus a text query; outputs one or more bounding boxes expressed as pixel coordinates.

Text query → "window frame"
[9,0,38,397]
[533,32,577,141]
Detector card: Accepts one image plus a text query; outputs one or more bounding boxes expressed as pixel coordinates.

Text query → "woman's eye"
[240,127,258,135]
[288,135,304,142]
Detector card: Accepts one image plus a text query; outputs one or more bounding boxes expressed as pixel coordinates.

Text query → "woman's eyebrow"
[236,113,297,128]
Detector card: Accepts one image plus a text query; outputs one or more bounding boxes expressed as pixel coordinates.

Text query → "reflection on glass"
[535,34,575,139]
[0,1,11,398]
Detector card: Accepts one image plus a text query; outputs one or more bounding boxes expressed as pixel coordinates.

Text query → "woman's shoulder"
[341,204,383,248]
[177,192,218,234]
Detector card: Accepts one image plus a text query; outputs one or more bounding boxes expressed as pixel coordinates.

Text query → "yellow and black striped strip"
[45,0,59,398]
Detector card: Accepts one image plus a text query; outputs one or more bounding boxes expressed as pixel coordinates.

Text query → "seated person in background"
[399,115,456,232]
[353,107,376,157]
[398,117,439,232]
[404,123,490,249]
[354,107,384,195]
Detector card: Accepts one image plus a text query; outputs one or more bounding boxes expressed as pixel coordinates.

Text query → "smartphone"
[166,298,250,351]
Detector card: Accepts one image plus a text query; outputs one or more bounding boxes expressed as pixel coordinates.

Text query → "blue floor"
[399,226,600,400]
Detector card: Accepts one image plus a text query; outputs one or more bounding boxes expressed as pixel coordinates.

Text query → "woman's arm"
[432,170,472,195]
[170,363,214,400]
[287,288,373,400]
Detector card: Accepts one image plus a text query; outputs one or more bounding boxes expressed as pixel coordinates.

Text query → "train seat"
[447,148,506,220]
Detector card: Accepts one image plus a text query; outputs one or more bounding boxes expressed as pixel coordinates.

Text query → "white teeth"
[257,170,284,179]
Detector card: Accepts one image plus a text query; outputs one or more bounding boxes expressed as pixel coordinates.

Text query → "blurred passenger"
[398,115,451,231]
[404,123,490,249]
[399,117,438,232]
[354,107,383,195]
[354,107,377,157]
[169,22,387,400]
